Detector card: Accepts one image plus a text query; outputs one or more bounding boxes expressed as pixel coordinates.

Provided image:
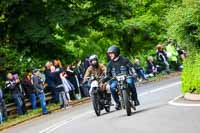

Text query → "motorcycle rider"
[103,45,140,110]
[83,54,111,100]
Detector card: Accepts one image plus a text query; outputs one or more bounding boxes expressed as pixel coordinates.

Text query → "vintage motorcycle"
[113,66,136,116]
[89,75,112,116]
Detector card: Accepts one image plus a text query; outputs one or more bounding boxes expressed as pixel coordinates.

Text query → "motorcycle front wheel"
[122,89,132,116]
[92,93,101,116]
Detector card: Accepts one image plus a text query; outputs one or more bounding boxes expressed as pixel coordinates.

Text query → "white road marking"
[139,81,181,97]
[39,81,181,133]
[139,92,149,97]
[39,111,93,133]
[168,95,200,107]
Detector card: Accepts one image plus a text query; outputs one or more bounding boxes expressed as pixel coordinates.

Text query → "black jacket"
[146,61,157,74]
[157,51,168,62]
[106,56,134,78]
[5,80,22,95]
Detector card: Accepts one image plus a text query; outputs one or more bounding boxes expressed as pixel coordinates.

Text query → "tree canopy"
[0,0,199,79]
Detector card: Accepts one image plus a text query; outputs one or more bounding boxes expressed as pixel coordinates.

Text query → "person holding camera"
[5,73,26,115]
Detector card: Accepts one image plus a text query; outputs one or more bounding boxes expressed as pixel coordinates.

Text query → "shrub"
[182,50,200,94]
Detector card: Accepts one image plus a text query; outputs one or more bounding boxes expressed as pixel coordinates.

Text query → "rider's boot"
[134,99,140,106]
[115,102,121,110]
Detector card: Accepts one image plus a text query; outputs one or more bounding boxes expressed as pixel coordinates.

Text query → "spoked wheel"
[92,94,101,116]
[122,89,132,116]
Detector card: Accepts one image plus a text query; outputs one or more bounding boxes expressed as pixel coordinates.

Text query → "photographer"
[5,73,26,115]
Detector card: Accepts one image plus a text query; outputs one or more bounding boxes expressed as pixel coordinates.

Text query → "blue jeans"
[12,93,24,115]
[109,77,138,105]
[30,93,37,109]
[38,93,48,114]
[136,69,147,80]
[0,112,2,124]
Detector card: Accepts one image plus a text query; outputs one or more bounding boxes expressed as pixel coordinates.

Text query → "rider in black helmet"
[105,45,140,110]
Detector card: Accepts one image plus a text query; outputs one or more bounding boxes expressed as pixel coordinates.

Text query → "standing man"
[32,69,49,115]
[5,73,26,115]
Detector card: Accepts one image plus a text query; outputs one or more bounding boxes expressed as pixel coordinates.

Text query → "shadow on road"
[89,110,117,119]
[134,104,167,115]
[117,104,167,118]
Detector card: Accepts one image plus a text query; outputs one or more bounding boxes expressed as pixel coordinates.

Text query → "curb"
[184,93,200,101]
[168,95,200,107]
[0,97,91,131]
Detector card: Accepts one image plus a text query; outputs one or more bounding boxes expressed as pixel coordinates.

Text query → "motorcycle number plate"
[116,75,126,81]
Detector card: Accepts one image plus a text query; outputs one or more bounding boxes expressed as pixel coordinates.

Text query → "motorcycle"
[89,75,112,116]
[114,66,136,116]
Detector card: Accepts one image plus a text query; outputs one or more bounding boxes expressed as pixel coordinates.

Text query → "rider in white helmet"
[83,54,111,97]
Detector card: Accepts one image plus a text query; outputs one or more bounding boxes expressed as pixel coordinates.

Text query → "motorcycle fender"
[91,80,99,88]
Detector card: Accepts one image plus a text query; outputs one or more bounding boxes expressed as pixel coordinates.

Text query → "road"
[2,77,200,133]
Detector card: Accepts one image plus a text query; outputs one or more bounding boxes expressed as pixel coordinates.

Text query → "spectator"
[146,56,161,77]
[74,59,85,83]
[5,73,26,115]
[177,46,187,61]
[50,66,69,109]
[32,69,49,115]
[66,65,80,99]
[44,61,59,103]
[133,59,147,81]
[22,70,37,109]
[0,88,7,124]
[156,44,170,74]
[166,39,180,71]
[60,71,75,102]
[0,88,3,124]
[53,59,62,72]
[84,55,90,71]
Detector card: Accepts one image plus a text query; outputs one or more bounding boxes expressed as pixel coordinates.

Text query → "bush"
[182,50,200,94]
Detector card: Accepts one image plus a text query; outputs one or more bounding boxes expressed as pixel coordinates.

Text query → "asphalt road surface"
[2,77,200,133]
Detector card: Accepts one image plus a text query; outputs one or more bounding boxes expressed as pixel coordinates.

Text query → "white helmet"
[89,54,98,63]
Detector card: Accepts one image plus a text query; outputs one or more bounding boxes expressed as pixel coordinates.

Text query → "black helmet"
[89,54,98,63]
[107,45,120,57]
